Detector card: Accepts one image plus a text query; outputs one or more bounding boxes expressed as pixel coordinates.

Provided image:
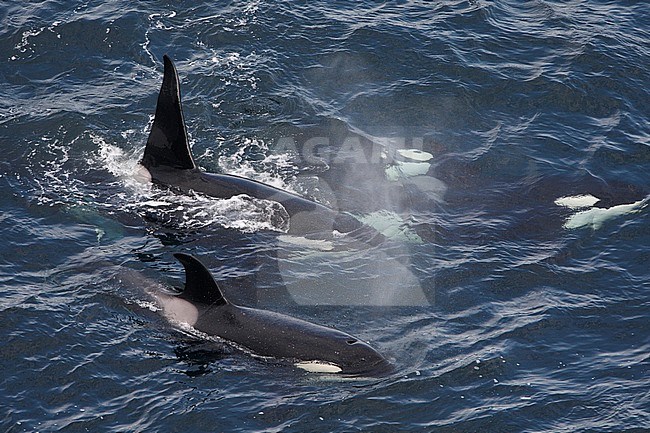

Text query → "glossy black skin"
[193,303,393,376]
[173,253,393,377]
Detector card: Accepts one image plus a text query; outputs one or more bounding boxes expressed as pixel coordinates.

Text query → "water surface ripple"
[1,1,648,432]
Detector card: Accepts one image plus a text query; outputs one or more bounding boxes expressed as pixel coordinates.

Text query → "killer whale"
[140,55,382,242]
[155,253,393,376]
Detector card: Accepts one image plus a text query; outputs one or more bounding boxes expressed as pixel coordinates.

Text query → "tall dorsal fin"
[141,55,196,170]
[174,253,227,306]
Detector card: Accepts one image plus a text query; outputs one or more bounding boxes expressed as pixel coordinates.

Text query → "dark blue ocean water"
[1,1,649,431]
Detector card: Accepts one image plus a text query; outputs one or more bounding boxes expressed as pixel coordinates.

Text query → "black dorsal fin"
[141,55,196,170]
[174,253,227,306]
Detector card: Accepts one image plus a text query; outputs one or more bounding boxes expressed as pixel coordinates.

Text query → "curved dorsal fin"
[174,253,227,306]
[141,55,196,170]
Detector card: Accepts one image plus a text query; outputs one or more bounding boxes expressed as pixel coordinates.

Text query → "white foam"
[132,299,162,313]
[93,139,291,233]
[215,137,297,192]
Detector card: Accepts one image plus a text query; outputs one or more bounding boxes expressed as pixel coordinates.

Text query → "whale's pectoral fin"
[174,253,228,306]
[142,55,196,170]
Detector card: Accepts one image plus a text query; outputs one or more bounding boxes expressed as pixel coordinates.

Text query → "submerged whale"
[154,253,393,376]
[555,194,649,230]
[139,55,382,242]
